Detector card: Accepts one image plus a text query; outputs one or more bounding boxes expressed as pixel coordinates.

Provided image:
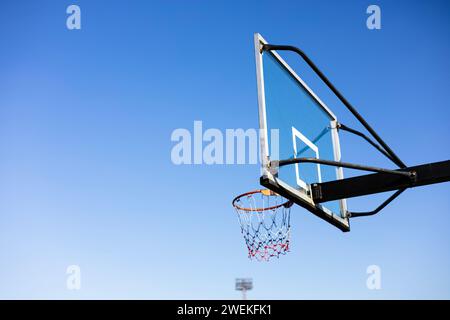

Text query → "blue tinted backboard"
[254,33,349,231]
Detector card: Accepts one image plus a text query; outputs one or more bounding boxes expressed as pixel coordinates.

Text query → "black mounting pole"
[262,44,407,169]
[310,160,450,203]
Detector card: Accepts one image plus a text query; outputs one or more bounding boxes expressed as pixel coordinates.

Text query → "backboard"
[254,33,350,231]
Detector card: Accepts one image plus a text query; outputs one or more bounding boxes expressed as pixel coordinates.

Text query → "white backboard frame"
[254,33,350,231]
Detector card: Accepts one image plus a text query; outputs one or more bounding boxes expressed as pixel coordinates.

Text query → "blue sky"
[0,0,449,299]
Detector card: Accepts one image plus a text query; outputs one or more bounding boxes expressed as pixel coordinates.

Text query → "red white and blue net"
[232,190,293,261]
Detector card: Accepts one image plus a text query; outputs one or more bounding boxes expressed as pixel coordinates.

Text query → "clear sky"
[1,0,449,299]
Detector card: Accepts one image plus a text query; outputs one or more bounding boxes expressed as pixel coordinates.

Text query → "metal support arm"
[272,158,412,177]
[348,189,406,218]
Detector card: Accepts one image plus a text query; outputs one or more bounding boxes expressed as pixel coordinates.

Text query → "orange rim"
[232,189,292,212]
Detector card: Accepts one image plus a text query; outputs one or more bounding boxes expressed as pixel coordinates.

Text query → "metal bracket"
[268,160,279,176]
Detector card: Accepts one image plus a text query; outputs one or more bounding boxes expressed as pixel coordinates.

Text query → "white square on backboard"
[292,126,322,191]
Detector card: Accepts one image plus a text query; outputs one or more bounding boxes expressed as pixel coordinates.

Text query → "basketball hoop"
[232,190,293,261]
